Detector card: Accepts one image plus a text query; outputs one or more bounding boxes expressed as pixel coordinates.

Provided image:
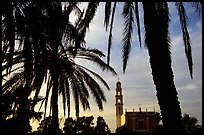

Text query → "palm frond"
[70,76,80,118]
[77,2,99,31]
[32,72,46,110]
[59,75,66,117]
[75,49,117,75]
[73,72,90,111]
[76,54,116,75]
[3,2,15,74]
[41,75,52,119]
[77,68,106,110]
[23,36,33,80]
[175,2,193,79]
[104,2,112,31]
[2,71,23,89]
[77,64,111,90]
[64,78,70,118]
[107,2,117,66]
[78,47,105,57]
[2,65,23,79]
[122,2,134,73]
[134,2,142,47]
[192,2,202,15]
[74,2,99,56]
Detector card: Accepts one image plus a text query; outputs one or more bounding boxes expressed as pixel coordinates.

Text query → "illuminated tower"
[115,79,123,128]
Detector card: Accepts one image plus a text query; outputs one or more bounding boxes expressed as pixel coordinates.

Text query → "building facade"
[125,108,156,133]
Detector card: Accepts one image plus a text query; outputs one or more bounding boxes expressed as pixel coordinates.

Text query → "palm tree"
[2,2,116,133]
[142,2,183,133]
[2,81,43,133]
[102,2,201,133]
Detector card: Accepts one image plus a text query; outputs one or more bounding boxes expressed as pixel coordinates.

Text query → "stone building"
[125,108,156,133]
[115,80,156,133]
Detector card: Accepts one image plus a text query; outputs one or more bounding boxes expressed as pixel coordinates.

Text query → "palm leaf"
[77,64,111,90]
[74,72,90,111]
[70,76,80,118]
[76,52,117,75]
[122,2,134,73]
[64,78,70,118]
[107,2,117,66]
[3,2,15,74]
[59,74,66,117]
[74,2,99,56]
[104,2,112,31]
[2,72,24,94]
[175,2,193,79]
[77,68,106,110]
[134,2,142,47]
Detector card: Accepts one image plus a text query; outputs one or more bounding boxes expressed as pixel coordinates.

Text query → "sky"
[32,2,202,133]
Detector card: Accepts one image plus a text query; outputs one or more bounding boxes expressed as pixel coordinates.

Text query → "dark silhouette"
[102,2,201,133]
[1,2,202,133]
[116,124,133,134]
[1,85,43,134]
[34,116,62,133]
[94,116,111,134]
[63,116,110,134]
[63,116,94,134]
[2,2,116,133]
[63,117,77,134]
[182,113,202,134]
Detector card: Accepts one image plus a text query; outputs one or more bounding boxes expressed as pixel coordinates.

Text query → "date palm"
[2,2,116,133]
[2,82,43,133]
[102,2,201,133]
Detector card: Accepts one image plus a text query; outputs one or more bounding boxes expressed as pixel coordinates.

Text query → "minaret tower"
[115,79,123,128]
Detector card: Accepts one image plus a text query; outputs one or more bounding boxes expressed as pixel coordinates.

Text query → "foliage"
[94,116,111,133]
[102,2,202,133]
[1,84,43,134]
[63,117,76,134]
[64,116,95,133]
[182,113,202,134]
[1,2,202,133]
[63,116,110,134]
[35,116,62,133]
[152,113,203,134]
[2,2,117,133]
[115,124,133,134]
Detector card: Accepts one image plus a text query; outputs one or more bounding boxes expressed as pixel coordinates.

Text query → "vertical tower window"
[118,99,121,103]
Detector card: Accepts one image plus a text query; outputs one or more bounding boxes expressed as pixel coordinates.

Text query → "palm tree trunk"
[51,72,59,134]
[18,82,31,133]
[48,3,61,133]
[51,45,59,134]
[142,2,184,133]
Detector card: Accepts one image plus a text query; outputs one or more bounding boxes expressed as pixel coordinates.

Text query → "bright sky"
[32,2,202,133]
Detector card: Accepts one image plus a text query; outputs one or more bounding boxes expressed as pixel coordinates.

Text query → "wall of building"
[125,112,156,133]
